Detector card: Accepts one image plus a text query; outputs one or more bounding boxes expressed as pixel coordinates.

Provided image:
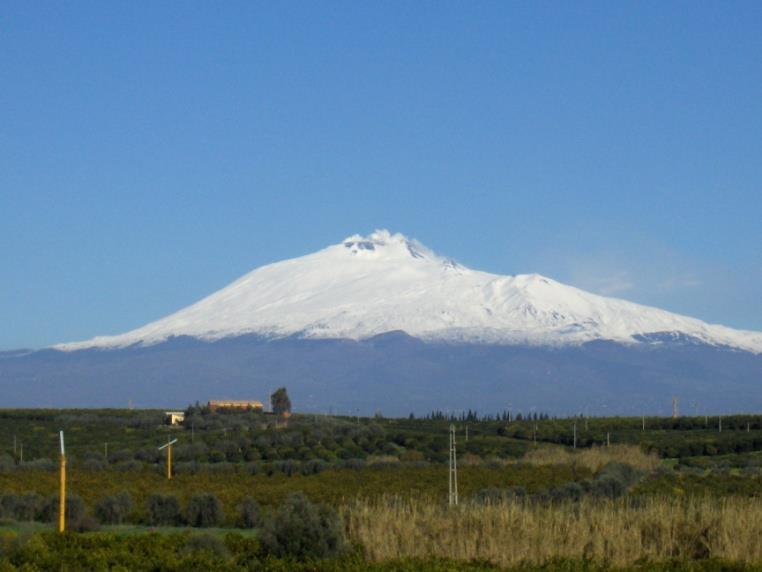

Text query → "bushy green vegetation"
[0,530,760,571]
[0,463,588,525]
[0,407,761,569]
[2,407,758,473]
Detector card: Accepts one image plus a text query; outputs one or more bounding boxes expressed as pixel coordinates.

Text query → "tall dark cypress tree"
[270,387,292,415]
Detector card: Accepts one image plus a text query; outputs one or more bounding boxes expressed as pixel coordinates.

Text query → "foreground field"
[0,408,761,570]
[1,528,762,571]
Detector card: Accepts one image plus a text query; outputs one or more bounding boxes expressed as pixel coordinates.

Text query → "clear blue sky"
[2,1,761,349]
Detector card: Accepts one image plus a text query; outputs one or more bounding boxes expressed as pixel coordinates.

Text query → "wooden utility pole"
[672,397,678,419]
[607,432,610,447]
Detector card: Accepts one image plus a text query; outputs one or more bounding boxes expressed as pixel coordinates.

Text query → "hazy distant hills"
[1,333,761,414]
[3,231,761,413]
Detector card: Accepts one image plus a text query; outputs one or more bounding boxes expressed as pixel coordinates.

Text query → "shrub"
[0,454,15,472]
[597,461,641,486]
[95,492,132,524]
[0,494,17,519]
[590,475,626,498]
[590,462,642,499]
[273,460,300,476]
[135,448,160,463]
[474,486,527,504]
[186,493,224,528]
[205,462,235,474]
[183,533,229,558]
[19,458,55,471]
[341,458,366,470]
[174,461,200,475]
[14,493,45,521]
[302,459,328,475]
[259,492,346,559]
[238,497,262,529]
[39,494,97,531]
[82,459,105,471]
[549,482,584,502]
[114,460,143,472]
[109,449,133,463]
[147,494,182,526]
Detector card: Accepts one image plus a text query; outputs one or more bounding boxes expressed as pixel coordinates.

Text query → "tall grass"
[521,444,660,473]
[345,496,762,566]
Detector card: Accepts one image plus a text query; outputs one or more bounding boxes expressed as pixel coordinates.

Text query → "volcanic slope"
[57,230,762,353]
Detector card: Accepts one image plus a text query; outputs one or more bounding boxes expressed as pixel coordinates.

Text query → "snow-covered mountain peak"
[55,231,762,353]
[339,229,441,263]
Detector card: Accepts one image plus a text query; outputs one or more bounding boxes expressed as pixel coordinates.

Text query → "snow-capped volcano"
[57,230,762,353]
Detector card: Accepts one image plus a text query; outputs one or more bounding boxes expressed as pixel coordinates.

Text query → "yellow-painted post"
[58,431,66,533]
[158,437,177,481]
[167,443,172,480]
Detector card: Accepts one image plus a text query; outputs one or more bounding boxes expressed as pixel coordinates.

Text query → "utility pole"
[448,424,458,506]
[158,438,178,481]
[19,443,23,464]
[58,431,66,533]
[719,416,722,433]
[642,416,645,432]
[672,397,678,419]
[607,432,610,447]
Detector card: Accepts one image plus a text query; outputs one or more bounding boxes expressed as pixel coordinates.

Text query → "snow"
[55,230,762,353]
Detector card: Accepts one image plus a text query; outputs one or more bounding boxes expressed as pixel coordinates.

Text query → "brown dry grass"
[345,496,762,566]
[521,443,660,473]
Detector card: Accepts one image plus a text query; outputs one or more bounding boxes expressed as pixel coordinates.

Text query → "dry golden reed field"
[344,445,761,566]
[519,443,661,473]
[346,496,762,566]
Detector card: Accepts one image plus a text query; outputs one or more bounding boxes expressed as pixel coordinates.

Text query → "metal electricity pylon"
[448,424,458,506]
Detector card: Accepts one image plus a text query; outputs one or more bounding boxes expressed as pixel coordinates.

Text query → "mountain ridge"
[55,230,762,354]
